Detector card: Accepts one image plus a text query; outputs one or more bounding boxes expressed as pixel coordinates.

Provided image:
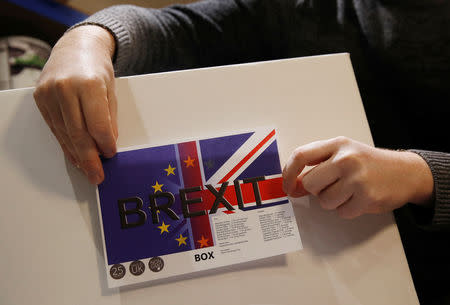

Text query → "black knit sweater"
[78,0,450,228]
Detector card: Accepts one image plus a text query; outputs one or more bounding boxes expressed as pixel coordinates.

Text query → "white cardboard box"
[0,53,418,305]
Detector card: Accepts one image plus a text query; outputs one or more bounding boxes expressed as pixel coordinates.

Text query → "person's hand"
[33,25,117,185]
[282,137,434,219]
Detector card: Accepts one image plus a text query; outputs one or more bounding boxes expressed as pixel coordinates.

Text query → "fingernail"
[103,150,116,159]
[88,171,102,185]
[295,179,309,196]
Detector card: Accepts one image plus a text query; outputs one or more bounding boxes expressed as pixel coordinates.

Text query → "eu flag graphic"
[98,129,286,266]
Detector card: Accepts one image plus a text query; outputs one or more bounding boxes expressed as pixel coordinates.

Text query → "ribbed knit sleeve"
[409,150,450,228]
[70,1,298,77]
[71,5,165,76]
[71,6,134,76]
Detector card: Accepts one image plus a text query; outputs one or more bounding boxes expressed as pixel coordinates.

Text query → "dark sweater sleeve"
[74,0,297,76]
[408,150,450,229]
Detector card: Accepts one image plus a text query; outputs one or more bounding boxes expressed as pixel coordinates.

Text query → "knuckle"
[54,77,72,93]
[84,75,105,90]
[53,75,106,95]
[302,179,318,196]
[292,148,306,163]
[333,136,351,146]
[88,121,111,140]
[352,168,371,193]
[103,69,114,83]
[335,150,363,172]
[33,83,50,102]
[68,129,87,144]
[33,88,42,101]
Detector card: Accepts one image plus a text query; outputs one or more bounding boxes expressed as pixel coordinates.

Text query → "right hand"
[33,25,118,185]
[282,137,434,219]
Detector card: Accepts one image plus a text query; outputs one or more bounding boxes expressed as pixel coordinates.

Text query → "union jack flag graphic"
[98,128,291,268]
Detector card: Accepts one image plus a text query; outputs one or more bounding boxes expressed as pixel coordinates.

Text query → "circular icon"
[129,260,145,276]
[110,264,126,280]
[149,257,164,272]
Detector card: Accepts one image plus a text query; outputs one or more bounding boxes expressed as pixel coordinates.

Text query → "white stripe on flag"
[206,128,276,185]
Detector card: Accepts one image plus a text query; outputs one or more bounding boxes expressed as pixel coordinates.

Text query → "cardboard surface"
[0,54,418,304]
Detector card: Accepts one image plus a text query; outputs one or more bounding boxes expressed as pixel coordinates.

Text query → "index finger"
[80,79,117,158]
[282,138,341,196]
[57,88,105,184]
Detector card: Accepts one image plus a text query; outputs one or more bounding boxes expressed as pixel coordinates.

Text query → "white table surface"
[0,53,418,305]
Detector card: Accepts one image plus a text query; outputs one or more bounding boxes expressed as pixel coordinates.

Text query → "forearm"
[58,25,115,61]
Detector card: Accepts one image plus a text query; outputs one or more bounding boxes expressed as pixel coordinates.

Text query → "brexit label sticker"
[96,128,303,288]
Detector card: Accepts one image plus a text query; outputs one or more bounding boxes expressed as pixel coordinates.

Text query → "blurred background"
[0,0,195,90]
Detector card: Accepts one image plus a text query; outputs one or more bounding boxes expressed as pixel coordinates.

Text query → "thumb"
[282,138,342,196]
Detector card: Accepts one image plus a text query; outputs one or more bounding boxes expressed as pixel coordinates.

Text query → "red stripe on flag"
[201,177,286,210]
[219,129,276,183]
[178,141,214,249]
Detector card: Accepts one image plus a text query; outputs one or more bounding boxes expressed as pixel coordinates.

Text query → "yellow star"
[157,221,170,234]
[175,233,187,246]
[164,164,176,176]
[197,235,209,248]
[184,156,195,168]
[152,181,164,193]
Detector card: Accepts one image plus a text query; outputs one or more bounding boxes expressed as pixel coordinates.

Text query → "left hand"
[282,136,434,219]
[33,25,117,185]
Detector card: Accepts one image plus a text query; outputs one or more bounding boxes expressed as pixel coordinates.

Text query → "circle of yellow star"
[164,164,176,176]
[197,235,209,248]
[157,221,170,234]
[152,181,164,193]
[183,156,195,168]
[175,233,187,246]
